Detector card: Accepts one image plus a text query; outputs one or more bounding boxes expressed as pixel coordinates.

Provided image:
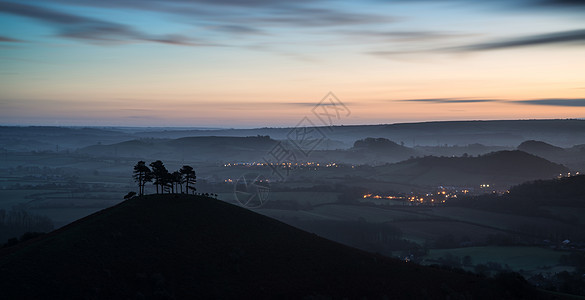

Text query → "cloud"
[341,30,474,43]
[0,36,22,42]
[259,7,395,27]
[1,0,399,49]
[206,24,264,35]
[530,0,585,10]
[29,0,395,28]
[396,97,585,107]
[452,29,585,51]
[3,0,583,53]
[512,98,585,107]
[398,98,500,103]
[371,28,585,57]
[282,101,354,107]
[388,0,585,11]
[0,1,203,46]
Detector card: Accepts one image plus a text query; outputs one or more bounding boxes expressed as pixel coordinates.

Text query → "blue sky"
[1,0,584,127]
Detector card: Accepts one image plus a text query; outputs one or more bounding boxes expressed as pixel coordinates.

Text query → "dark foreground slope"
[0,195,550,299]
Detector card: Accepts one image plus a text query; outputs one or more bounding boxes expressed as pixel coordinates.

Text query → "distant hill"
[353,137,408,150]
[368,150,569,188]
[128,119,585,147]
[5,119,585,152]
[450,175,585,219]
[349,137,417,162]
[0,126,133,151]
[517,140,585,171]
[416,143,511,157]
[78,136,278,161]
[78,136,420,164]
[0,195,548,299]
[518,140,565,156]
[509,175,585,207]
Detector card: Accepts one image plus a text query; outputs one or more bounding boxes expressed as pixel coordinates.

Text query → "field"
[543,206,585,225]
[258,204,431,222]
[424,246,573,276]
[394,220,506,244]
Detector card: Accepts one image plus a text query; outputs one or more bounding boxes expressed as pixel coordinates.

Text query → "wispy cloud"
[396,97,585,107]
[206,24,265,35]
[341,30,475,43]
[1,0,400,48]
[0,1,207,46]
[281,101,355,107]
[398,98,501,103]
[451,29,585,52]
[512,98,585,107]
[528,0,585,10]
[369,28,585,58]
[258,7,395,27]
[21,0,396,29]
[0,36,22,42]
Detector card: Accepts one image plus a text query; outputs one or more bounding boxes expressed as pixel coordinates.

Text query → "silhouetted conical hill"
[518,140,565,156]
[0,195,551,299]
[477,150,568,176]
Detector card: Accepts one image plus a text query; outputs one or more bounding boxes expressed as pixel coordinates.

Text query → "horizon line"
[1,118,584,130]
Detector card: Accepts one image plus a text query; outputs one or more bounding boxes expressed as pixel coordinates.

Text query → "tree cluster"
[133,160,196,195]
[0,209,54,245]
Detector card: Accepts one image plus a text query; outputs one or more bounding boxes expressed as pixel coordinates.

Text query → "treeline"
[508,175,585,207]
[450,175,585,215]
[133,160,196,195]
[0,209,54,245]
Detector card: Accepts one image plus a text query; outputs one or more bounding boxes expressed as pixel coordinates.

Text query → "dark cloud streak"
[512,98,585,107]
[453,29,585,52]
[0,1,202,46]
[399,98,500,103]
[0,36,22,42]
[342,30,474,42]
[396,98,585,107]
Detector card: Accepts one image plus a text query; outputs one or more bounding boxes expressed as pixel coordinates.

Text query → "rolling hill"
[367,150,569,188]
[517,140,585,171]
[518,140,565,156]
[350,137,417,162]
[0,194,551,299]
[77,135,279,161]
[4,120,585,154]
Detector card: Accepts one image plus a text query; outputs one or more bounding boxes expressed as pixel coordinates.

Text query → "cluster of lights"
[363,193,405,200]
[223,178,269,183]
[223,161,346,168]
[558,172,580,179]
[359,185,494,206]
[223,162,267,167]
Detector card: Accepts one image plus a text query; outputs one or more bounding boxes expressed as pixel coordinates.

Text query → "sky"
[0,0,584,128]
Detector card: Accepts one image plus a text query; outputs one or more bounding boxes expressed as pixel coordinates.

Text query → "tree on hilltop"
[180,165,196,194]
[133,161,152,196]
[171,171,183,194]
[132,161,197,195]
[149,160,169,194]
